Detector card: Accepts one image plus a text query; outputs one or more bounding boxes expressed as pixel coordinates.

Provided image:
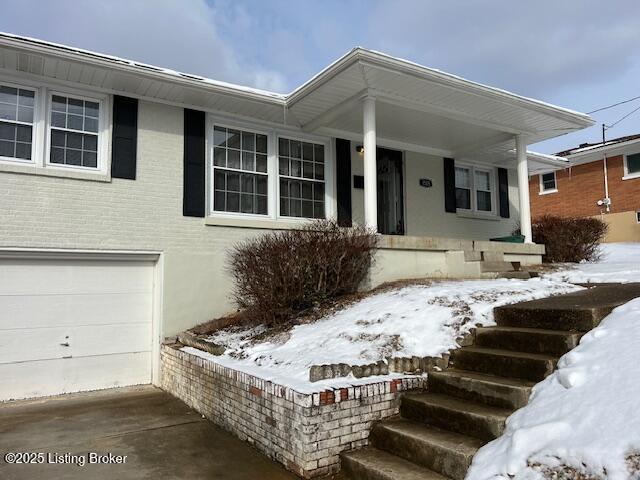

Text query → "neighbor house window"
[455,166,471,210]
[213,125,268,215]
[540,171,557,193]
[624,152,640,178]
[0,84,35,162]
[278,137,325,218]
[455,164,495,213]
[49,94,100,169]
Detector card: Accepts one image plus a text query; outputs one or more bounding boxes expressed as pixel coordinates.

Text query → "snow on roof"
[556,133,640,157]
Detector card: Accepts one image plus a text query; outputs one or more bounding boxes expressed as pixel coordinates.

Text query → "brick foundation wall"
[160,344,423,478]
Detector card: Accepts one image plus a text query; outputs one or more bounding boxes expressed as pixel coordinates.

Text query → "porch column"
[515,134,533,243]
[363,95,378,232]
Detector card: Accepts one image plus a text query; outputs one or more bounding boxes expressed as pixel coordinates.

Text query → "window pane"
[256,134,267,154]
[68,98,84,115]
[51,112,66,128]
[214,170,225,190]
[15,142,31,160]
[313,183,324,201]
[477,191,492,212]
[85,101,99,118]
[291,159,301,177]
[67,132,83,149]
[0,122,15,140]
[83,134,97,152]
[66,149,81,166]
[301,182,312,200]
[314,163,324,180]
[214,126,227,147]
[302,200,313,218]
[82,151,97,168]
[302,142,313,160]
[279,157,289,175]
[227,149,240,169]
[255,176,267,196]
[290,140,301,159]
[227,172,240,191]
[455,187,471,209]
[241,174,254,194]
[0,86,18,104]
[50,147,64,164]
[541,172,556,190]
[280,197,289,217]
[278,137,289,156]
[256,154,267,173]
[214,147,226,167]
[475,170,491,191]
[314,144,324,163]
[18,89,34,107]
[455,167,470,188]
[627,153,640,174]
[302,161,313,179]
[0,102,16,121]
[242,151,254,171]
[313,201,325,219]
[256,195,267,214]
[17,106,33,123]
[226,192,240,212]
[84,117,99,133]
[16,125,31,142]
[227,129,240,149]
[279,178,288,198]
[241,131,255,152]
[214,191,225,211]
[0,140,14,157]
[241,194,253,213]
[52,96,67,112]
[67,114,83,130]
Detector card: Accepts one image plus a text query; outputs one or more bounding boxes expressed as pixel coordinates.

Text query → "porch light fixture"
[356,145,364,154]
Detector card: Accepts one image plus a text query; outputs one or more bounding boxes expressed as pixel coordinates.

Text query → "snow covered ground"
[186,278,581,393]
[544,243,640,284]
[467,297,640,480]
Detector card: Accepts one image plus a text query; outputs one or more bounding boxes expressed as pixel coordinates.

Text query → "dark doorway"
[377,147,404,235]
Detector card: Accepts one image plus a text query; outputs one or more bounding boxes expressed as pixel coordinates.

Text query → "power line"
[605,103,640,130]
[588,94,640,114]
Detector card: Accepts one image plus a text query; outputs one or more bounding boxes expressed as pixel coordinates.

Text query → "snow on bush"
[467,297,640,480]
[545,243,640,284]
[201,278,580,392]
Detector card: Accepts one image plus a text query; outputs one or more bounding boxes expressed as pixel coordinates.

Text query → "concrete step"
[400,393,510,441]
[464,250,482,262]
[370,419,482,480]
[340,447,447,480]
[479,261,516,273]
[450,347,557,382]
[480,251,504,262]
[427,369,534,409]
[475,326,582,355]
[496,271,532,280]
[494,305,605,331]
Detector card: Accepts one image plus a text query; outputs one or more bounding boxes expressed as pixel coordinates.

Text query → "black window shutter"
[443,157,456,213]
[335,138,352,227]
[111,96,138,180]
[183,108,206,217]
[498,167,510,218]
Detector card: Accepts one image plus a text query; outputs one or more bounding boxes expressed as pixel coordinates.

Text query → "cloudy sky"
[2,0,640,153]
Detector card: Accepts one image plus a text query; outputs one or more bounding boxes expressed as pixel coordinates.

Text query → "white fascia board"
[566,138,640,165]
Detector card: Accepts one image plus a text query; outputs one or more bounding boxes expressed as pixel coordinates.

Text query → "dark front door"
[377,148,404,235]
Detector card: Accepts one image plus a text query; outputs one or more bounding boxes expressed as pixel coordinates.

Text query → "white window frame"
[45,89,109,175]
[455,162,497,216]
[276,133,329,221]
[206,114,334,223]
[0,74,111,178]
[623,152,640,180]
[0,80,38,166]
[209,120,271,218]
[539,171,558,194]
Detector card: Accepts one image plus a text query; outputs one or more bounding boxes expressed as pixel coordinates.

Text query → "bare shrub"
[228,220,377,326]
[532,215,608,263]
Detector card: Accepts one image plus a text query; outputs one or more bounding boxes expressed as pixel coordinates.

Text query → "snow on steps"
[339,283,640,480]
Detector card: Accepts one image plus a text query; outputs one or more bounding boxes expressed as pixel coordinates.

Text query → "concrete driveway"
[0,386,298,480]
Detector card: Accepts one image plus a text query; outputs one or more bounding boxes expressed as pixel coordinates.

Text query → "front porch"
[286,49,592,247]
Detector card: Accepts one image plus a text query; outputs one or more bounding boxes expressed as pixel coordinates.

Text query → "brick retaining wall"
[160,344,423,478]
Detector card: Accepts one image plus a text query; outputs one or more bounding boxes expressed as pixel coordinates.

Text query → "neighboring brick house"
[529,134,640,242]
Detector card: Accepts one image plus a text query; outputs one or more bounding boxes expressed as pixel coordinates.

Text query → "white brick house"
[0,33,593,400]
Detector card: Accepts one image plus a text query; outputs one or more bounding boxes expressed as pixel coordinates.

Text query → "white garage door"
[0,255,155,401]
